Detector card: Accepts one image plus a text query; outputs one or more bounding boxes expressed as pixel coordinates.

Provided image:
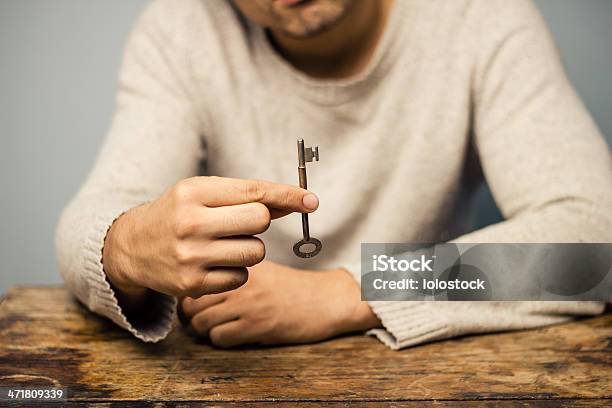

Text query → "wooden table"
[0,286,610,406]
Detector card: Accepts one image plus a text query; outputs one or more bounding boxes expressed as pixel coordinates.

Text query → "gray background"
[1,0,611,292]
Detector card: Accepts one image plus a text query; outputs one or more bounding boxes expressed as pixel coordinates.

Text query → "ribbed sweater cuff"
[366,301,452,350]
[343,261,452,350]
[81,208,176,342]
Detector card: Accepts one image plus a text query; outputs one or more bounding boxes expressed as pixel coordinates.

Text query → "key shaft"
[297,139,311,240]
[294,139,321,258]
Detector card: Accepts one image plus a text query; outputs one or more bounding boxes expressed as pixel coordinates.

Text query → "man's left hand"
[179,261,381,347]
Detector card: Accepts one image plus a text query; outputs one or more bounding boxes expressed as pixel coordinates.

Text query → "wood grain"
[0,286,610,406]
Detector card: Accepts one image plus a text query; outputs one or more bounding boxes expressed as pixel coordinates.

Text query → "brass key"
[293,139,322,258]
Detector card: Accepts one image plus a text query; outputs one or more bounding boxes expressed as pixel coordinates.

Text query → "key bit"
[304,146,319,162]
[293,139,322,258]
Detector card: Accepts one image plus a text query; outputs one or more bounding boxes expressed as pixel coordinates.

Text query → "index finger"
[186,176,319,216]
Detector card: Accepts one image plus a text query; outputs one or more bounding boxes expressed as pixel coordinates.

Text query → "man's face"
[233,0,355,38]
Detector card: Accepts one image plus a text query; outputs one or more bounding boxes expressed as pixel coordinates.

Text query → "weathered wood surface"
[0,286,610,407]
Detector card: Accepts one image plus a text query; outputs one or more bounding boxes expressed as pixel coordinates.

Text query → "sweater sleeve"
[363,0,612,350]
[55,0,205,342]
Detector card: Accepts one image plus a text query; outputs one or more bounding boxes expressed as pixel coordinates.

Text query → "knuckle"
[237,243,263,267]
[221,210,241,235]
[176,273,198,296]
[172,179,195,202]
[244,180,264,202]
[253,306,276,330]
[178,299,191,325]
[173,214,199,239]
[191,315,209,334]
[180,297,194,317]
[173,242,195,265]
[250,203,271,233]
[237,247,252,266]
[173,180,190,197]
[209,327,228,347]
[280,188,296,208]
[251,238,266,264]
[252,288,267,303]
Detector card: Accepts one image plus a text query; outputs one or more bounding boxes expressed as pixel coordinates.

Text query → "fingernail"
[303,194,319,211]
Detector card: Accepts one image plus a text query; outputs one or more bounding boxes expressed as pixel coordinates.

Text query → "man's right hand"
[101,176,319,303]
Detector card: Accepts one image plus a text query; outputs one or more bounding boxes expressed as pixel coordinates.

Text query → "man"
[56,0,612,349]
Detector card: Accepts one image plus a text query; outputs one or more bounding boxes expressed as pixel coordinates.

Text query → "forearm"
[455,198,612,244]
[346,200,611,350]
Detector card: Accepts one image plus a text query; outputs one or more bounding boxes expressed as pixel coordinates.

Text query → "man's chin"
[272,0,349,39]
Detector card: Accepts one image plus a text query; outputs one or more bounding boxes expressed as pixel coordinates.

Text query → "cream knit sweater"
[56,0,612,349]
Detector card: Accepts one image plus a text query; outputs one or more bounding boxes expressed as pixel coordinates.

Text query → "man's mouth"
[275,0,314,8]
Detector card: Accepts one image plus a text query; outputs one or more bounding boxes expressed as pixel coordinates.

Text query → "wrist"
[350,298,382,332]
[102,209,146,299]
[329,268,382,335]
